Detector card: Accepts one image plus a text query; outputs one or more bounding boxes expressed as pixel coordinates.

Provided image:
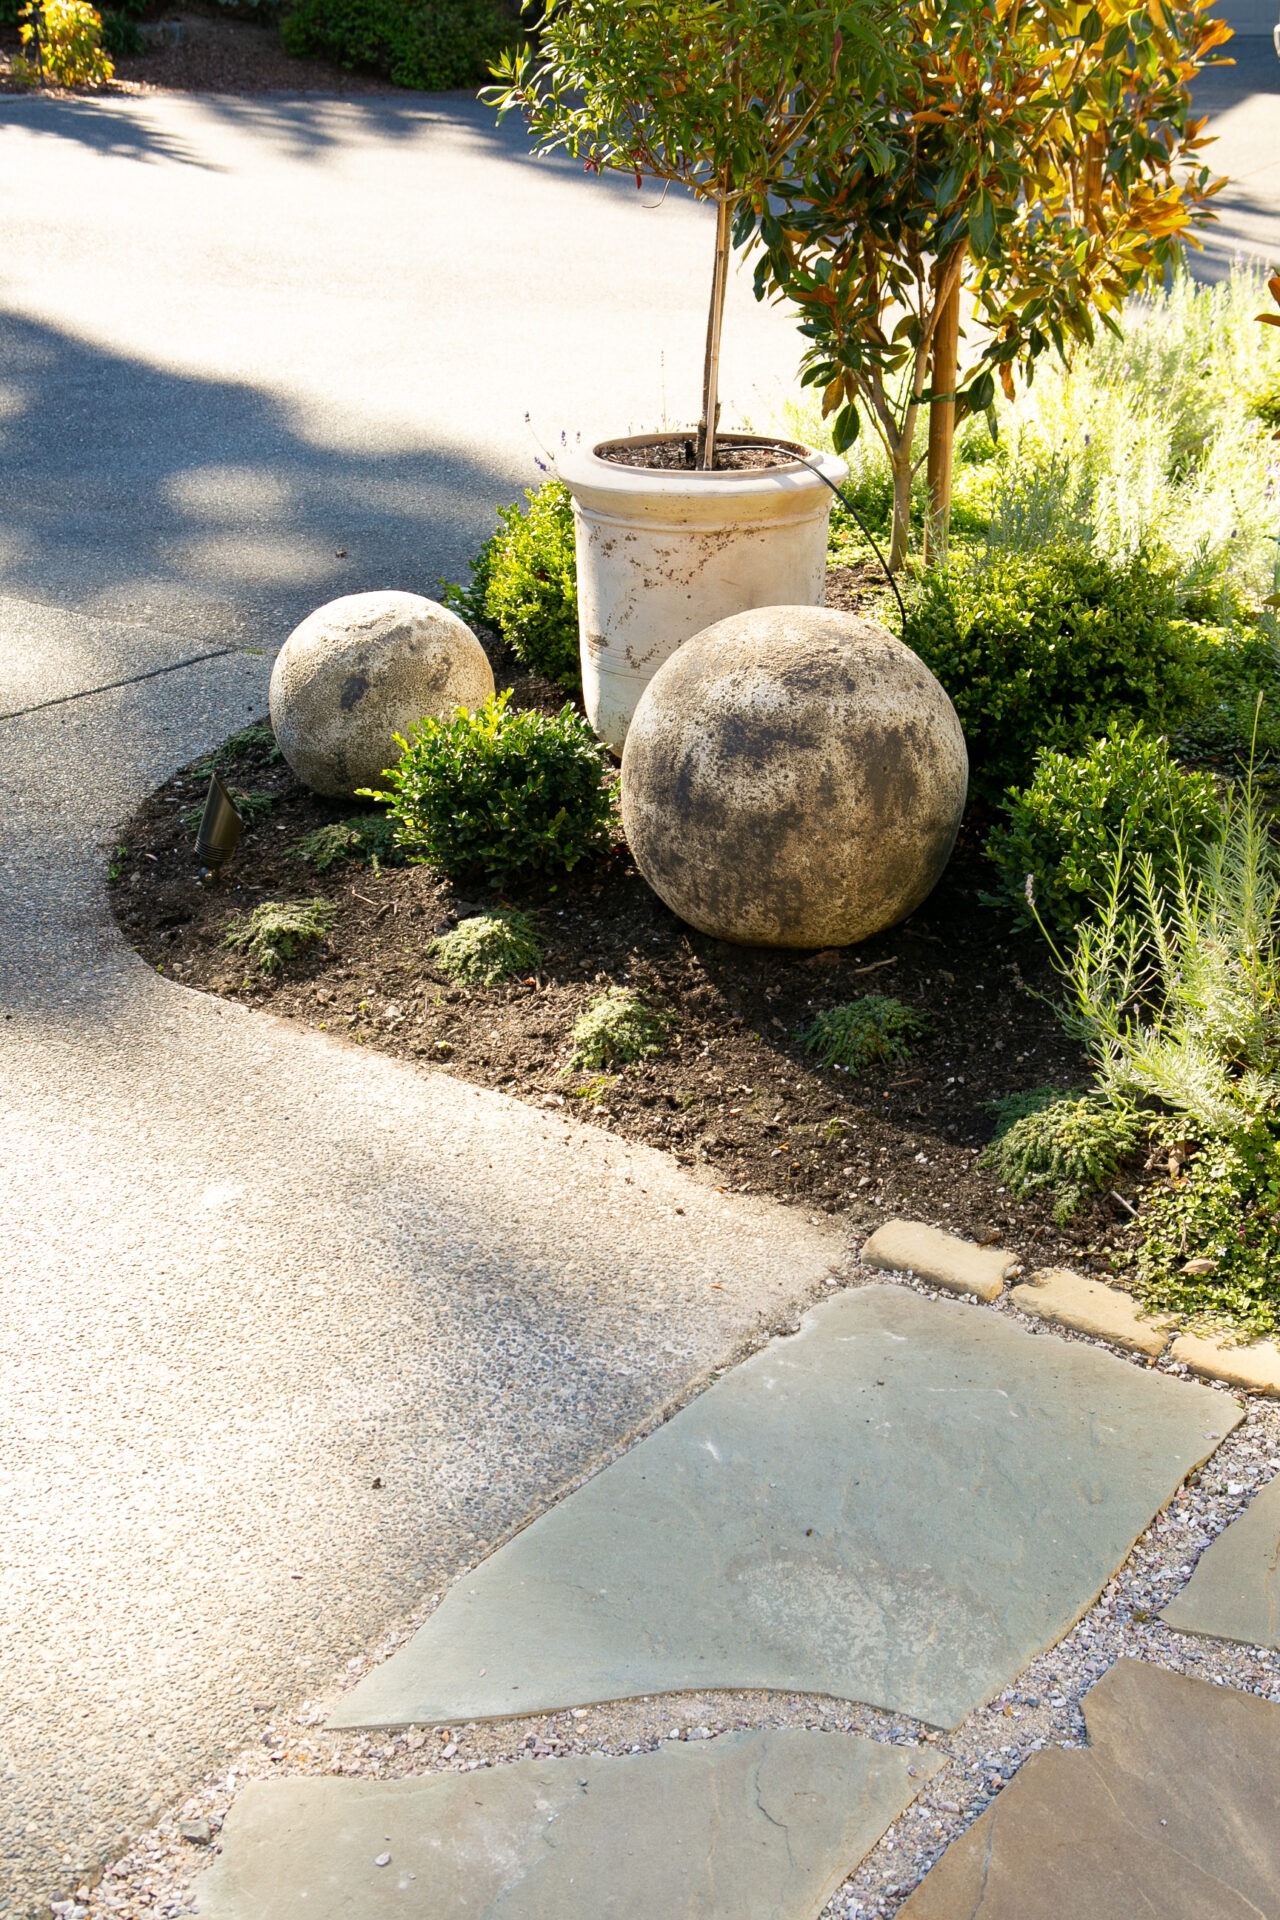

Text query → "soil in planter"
[598,437,807,472]
[111,635,1152,1279]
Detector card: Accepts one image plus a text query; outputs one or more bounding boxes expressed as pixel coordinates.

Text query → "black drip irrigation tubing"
[787,450,908,635]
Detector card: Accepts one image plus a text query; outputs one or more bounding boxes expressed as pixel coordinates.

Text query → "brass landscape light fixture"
[194,773,242,880]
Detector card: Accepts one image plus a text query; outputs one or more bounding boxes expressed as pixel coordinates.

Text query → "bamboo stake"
[924,272,961,565]
[696,194,733,470]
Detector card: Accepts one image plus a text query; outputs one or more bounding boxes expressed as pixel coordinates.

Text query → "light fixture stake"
[194,772,242,883]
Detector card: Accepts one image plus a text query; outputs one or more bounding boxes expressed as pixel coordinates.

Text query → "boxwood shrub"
[448,479,580,694]
[901,543,1212,799]
[368,692,612,886]
[986,728,1223,937]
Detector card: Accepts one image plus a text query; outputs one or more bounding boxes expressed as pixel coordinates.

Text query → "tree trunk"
[888,440,914,572]
[924,275,960,567]
[696,194,733,470]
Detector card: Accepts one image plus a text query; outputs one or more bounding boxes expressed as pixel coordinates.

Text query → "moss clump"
[570,989,666,1070]
[290,815,399,873]
[224,898,334,975]
[430,911,542,987]
[983,1086,1078,1133]
[193,725,280,776]
[802,996,927,1071]
[981,1094,1144,1224]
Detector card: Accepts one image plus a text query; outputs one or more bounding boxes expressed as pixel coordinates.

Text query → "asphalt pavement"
[1192,35,1280,277]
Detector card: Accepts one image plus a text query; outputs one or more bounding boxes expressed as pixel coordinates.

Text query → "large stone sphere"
[620,605,968,948]
[269,591,494,798]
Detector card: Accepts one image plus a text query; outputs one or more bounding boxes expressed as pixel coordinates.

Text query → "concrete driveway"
[1192,34,1280,277]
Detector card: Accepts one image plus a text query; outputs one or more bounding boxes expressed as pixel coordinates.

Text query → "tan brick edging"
[1011,1267,1171,1359]
[859,1218,1280,1395]
[860,1218,1018,1302]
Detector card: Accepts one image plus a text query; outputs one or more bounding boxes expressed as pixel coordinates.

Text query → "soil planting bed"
[112,589,1155,1279]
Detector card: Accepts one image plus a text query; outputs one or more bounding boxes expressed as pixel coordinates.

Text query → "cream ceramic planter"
[558,433,847,754]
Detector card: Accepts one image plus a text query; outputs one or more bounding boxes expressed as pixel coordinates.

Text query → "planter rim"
[559,433,847,525]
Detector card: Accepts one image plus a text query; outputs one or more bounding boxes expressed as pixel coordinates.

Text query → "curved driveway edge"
[0,597,843,1916]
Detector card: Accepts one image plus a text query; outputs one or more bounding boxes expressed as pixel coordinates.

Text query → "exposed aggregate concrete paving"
[0,84,831,1918]
[0,611,842,1917]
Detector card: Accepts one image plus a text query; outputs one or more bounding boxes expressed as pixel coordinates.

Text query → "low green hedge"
[280,0,514,89]
[986,728,1223,937]
[901,543,1212,800]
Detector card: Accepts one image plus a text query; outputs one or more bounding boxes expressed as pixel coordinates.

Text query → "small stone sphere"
[269,591,494,799]
[620,605,968,948]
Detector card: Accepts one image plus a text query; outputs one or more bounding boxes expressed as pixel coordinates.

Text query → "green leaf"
[831,402,861,452]
[967,189,996,257]
[966,369,996,413]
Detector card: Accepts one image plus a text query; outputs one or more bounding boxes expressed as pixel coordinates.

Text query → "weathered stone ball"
[620,605,968,948]
[269,591,494,799]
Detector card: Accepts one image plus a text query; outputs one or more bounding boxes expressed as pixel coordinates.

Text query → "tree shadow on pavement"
[0,309,515,640]
[0,92,219,167]
[1189,35,1280,282]
[0,83,667,194]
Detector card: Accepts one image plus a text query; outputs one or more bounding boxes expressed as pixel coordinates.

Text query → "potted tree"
[486,0,904,752]
[747,0,1228,570]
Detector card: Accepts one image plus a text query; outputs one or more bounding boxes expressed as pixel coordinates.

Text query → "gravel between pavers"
[56,1267,1280,1920]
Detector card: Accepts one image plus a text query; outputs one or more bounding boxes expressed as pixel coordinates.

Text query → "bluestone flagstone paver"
[1162,1473,1280,1649]
[194,1729,941,1920]
[331,1286,1237,1734]
[898,1659,1280,1919]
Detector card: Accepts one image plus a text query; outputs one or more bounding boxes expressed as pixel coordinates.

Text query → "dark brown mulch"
[824,558,899,617]
[0,7,413,95]
[110,609,1153,1280]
